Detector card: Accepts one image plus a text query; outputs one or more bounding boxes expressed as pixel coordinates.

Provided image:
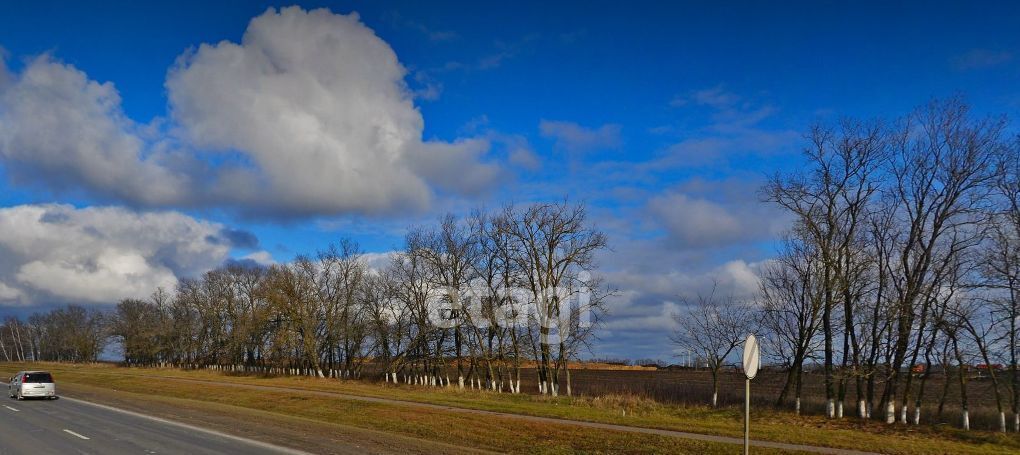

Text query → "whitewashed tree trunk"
[826,399,835,418]
[712,392,718,408]
[837,401,843,419]
[913,407,921,425]
[962,410,970,430]
[458,376,465,389]
[1014,413,1019,432]
[885,402,895,424]
[858,400,867,419]
[999,412,1006,433]
[795,397,801,415]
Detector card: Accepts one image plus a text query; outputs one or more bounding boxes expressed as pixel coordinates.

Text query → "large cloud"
[0,57,189,205]
[646,178,790,250]
[595,257,768,360]
[0,7,500,218]
[586,176,788,359]
[0,204,236,306]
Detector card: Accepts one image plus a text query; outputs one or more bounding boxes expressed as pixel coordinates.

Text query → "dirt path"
[98,372,878,455]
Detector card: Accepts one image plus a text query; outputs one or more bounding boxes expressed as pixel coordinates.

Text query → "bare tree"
[764,119,885,418]
[982,140,1020,431]
[882,99,1002,424]
[502,201,608,396]
[672,286,756,407]
[760,235,823,414]
[111,299,162,365]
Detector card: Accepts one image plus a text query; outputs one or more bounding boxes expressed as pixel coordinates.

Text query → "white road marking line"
[63,429,91,440]
[61,396,310,454]
[3,405,19,412]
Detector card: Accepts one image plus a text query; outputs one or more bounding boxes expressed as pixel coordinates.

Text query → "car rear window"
[23,373,53,383]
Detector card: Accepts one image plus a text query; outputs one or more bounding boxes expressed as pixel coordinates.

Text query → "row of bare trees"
[0,307,107,363]
[1,202,608,397]
[675,99,1019,431]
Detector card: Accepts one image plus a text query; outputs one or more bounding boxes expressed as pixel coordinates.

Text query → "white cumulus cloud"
[0,204,234,306]
[0,6,501,218]
[0,56,189,205]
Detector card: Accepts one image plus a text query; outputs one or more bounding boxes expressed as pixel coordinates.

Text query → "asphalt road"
[0,383,306,455]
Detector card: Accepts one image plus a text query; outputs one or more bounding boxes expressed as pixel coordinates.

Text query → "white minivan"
[8,371,57,400]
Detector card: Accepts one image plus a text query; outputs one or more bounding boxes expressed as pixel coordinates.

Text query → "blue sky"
[1,1,1019,360]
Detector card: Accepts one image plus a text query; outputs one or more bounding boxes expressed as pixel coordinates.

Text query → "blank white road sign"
[742,334,760,379]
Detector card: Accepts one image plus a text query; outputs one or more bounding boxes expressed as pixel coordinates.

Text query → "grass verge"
[5,362,1018,454]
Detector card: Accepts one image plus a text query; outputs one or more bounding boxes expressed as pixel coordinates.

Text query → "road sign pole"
[741,333,758,455]
[744,377,750,455]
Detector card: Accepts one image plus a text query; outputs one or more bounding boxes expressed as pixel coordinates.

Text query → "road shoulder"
[59,382,496,455]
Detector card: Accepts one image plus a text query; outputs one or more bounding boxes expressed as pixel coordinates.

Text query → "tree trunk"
[794,363,804,415]
[711,367,720,408]
[952,336,969,430]
[823,281,835,419]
